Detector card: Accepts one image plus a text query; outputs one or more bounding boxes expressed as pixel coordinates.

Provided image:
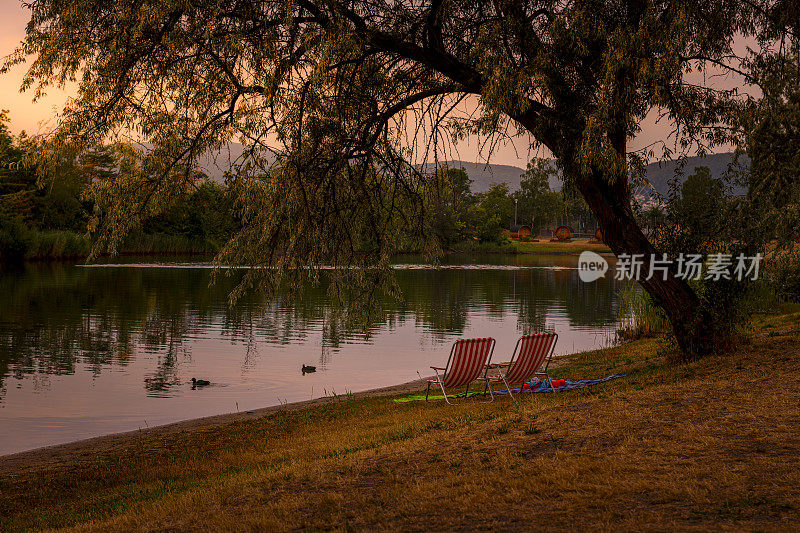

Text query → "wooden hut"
[550,225,574,242]
[509,224,534,240]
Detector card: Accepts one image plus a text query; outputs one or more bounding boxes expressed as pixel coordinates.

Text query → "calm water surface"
[0,254,621,455]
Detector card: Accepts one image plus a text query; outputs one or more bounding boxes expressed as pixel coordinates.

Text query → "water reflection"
[0,254,621,454]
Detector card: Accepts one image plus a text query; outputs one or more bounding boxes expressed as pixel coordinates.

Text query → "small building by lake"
[509,224,533,240]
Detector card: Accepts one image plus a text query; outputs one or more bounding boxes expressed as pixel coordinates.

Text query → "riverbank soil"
[2,311,799,531]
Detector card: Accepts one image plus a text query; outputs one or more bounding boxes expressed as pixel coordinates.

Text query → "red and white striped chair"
[485,333,558,399]
[426,338,496,404]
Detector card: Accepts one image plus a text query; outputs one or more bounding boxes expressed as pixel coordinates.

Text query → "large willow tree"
[5,0,795,358]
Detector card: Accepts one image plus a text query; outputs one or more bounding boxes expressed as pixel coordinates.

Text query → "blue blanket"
[491,373,626,394]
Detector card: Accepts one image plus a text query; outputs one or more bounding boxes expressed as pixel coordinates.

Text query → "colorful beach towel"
[394,391,485,403]
[394,374,625,402]
[491,373,626,395]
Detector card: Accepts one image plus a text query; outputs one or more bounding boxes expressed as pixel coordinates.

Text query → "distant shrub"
[449,240,516,254]
[0,215,32,262]
[766,253,800,303]
[27,230,91,259]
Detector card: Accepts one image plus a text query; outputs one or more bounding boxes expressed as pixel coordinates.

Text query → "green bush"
[766,253,800,303]
[26,230,91,259]
[0,215,32,261]
[616,282,670,341]
[449,240,516,253]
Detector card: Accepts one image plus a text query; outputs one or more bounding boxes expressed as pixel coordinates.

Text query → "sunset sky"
[1,1,747,166]
[0,2,74,137]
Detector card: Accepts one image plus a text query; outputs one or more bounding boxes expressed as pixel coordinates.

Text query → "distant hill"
[415,160,553,192]
[195,143,257,180]
[199,152,539,190]
[426,153,749,196]
[196,146,749,197]
[642,153,749,197]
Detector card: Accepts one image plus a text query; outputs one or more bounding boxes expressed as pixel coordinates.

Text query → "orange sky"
[1,1,747,166]
[0,2,73,137]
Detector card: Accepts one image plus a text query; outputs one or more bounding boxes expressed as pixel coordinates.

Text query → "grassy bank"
[447,240,518,253]
[18,230,91,259]
[4,230,610,261]
[0,230,218,261]
[512,237,612,254]
[2,310,800,531]
[448,237,612,255]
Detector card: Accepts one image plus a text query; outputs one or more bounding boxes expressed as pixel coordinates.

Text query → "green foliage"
[26,230,91,259]
[560,183,595,232]
[637,206,667,238]
[745,48,800,211]
[616,282,670,341]
[422,164,573,247]
[121,233,217,254]
[38,172,91,232]
[739,48,800,256]
[667,167,729,252]
[0,215,91,261]
[141,181,238,245]
[447,240,516,253]
[0,119,238,260]
[420,159,599,249]
[646,164,770,347]
[0,214,31,261]
[512,159,563,230]
[422,166,474,246]
[766,253,800,303]
[1,111,91,237]
[470,183,513,243]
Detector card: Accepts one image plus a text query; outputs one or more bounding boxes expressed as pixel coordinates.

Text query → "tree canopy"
[5,0,799,357]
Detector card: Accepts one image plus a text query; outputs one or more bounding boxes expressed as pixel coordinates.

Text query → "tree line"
[425,159,595,246]
[3,107,596,260]
[0,112,238,260]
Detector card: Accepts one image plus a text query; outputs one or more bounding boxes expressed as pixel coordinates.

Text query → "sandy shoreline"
[0,376,432,474]
[0,353,572,475]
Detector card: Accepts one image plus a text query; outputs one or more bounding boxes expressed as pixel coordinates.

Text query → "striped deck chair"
[485,333,558,399]
[426,338,496,404]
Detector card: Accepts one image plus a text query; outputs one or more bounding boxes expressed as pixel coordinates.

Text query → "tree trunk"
[572,166,716,360]
[509,106,714,359]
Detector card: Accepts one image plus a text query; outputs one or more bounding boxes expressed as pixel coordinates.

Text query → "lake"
[0,254,622,455]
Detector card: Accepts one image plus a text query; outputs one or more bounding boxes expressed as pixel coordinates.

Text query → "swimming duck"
[301,365,316,374]
[191,378,211,387]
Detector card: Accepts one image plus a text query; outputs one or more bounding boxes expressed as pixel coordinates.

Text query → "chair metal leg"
[437,380,453,405]
[432,368,453,405]
[500,374,516,402]
[425,381,431,401]
[484,378,495,402]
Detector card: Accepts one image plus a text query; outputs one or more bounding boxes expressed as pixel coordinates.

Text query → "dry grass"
[2,314,800,531]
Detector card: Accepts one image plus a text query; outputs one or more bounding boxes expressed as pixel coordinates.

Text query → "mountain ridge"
[195,144,748,197]
[421,153,748,196]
